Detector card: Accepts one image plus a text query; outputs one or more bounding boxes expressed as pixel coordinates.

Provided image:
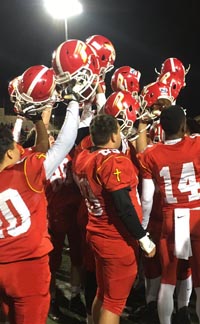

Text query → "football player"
[139,105,199,324]
[73,114,155,324]
[0,91,79,323]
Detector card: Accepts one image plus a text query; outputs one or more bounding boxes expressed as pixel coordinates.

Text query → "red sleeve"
[24,153,46,192]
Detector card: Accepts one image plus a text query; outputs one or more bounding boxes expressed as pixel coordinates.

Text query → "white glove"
[139,233,155,254]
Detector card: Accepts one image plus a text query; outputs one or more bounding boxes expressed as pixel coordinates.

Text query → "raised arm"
[44,101,79,179]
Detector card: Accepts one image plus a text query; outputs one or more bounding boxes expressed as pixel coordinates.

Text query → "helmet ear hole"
[129,105,133,112]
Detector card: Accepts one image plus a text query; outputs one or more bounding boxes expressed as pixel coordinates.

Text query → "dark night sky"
[0,0,199,116]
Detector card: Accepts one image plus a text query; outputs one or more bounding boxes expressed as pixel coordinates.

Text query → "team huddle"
[0,34,199,324]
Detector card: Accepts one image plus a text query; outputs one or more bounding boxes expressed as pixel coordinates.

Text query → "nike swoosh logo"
[177,216,184,218]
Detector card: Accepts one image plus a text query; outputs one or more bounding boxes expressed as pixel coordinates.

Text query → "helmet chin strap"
[20,102,49,115]
[22,104,41,115]
[154,67,160,75]
[120,131,126,140]
[185,64,191,75]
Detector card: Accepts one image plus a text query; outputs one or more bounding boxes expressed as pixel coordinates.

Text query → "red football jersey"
[73,134,140,174]
[74,147,142,241]
[0,153,53,262]
[139,135,200,209]
[17,143,35,158]
[45,153,82,229]
[45,155,77,202]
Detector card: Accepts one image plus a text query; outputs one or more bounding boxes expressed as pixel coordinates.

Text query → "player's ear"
[110,132,115,143]
[7,149,14,159]
[111,131,117,144]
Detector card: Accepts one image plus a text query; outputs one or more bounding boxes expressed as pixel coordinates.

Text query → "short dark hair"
[89,114,118,146]
[160,105,186,135]
[0,125,14,163]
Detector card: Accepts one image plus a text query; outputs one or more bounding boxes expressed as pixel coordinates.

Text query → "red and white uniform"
[74,134,140,173]
[76,149,142,237]
[139,135,200,286]
[0,153,52,262]
[45,152,82,271]
[140,136,200,209]
[140,121,191,280]
[74,147,142,314]
[73,134,140,271]
[0,100,79,323]
[0,152,52,323]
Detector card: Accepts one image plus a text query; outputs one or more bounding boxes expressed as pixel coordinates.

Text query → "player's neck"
[0,158,14,172]
[165,129,185,141]
[94,140,119,150]
[165,135,183,141]
[0,163,6,172]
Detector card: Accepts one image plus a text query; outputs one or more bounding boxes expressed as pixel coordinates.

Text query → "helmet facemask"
[15,87,58,115]
[115,109,139,140]
[55,66,99,102]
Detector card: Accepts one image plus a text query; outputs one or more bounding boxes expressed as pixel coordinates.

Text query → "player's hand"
[24,111,42,123]
[22,106,42,123]
[62,80,81,103]
[139,233,156,258]
[145,245,156,258]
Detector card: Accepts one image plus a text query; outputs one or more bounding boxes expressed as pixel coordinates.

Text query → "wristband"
[139,233,155,254]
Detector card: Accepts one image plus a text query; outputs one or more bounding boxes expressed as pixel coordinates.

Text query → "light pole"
[51,113,55,134]
[64,17,68,41]
[43,0,83,40]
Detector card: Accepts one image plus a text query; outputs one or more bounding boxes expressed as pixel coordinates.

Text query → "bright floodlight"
[44,0,83,19]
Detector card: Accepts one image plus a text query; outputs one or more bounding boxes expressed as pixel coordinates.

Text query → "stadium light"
[44,0,83,40]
